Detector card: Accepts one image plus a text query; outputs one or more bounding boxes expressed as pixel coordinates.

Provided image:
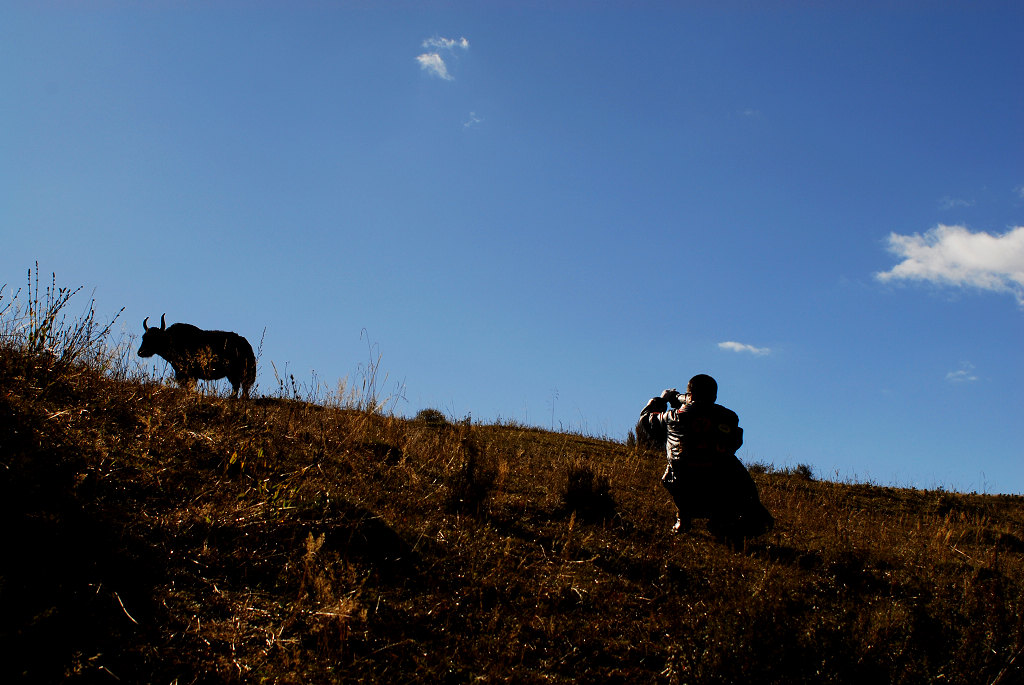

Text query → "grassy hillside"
[2,277,1024,683]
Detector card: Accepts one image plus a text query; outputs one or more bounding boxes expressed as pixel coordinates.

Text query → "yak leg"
[227,372,246,399]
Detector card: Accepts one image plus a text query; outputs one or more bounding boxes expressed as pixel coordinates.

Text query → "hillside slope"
[2,340,1024,683]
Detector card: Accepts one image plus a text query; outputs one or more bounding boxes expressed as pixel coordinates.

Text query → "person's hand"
[662,388,684,408]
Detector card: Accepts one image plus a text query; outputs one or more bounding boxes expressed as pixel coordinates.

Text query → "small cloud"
[423,36,470,51]
[416,52,452,80]
[946,362,978,383]
[876,224,1024,306]
[718,341,771,356]
[739,108,761,118]
[463,111,483,128]
[939,196,975,210]
[1015,185,1024,200]
[416,36,470,81]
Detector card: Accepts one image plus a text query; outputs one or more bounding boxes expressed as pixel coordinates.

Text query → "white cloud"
[463,111,482,128]
[718,341,771,356]
[416,52,452,80]
[423,36,470,51]
[416,36,470,81]
[946,362,979,383]
[938,196,975,210]
[876,224,1024,305]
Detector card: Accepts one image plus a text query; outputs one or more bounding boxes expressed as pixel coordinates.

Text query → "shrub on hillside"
[794,463,814,481]
[444,428,495,515]
[414,408,449,428]
[562,457,616,522]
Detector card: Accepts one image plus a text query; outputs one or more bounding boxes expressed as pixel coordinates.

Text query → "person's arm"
[640,395,668,417]
[636,392,673,449]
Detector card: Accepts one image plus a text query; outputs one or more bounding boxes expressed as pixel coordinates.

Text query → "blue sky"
[3,2,1022,493]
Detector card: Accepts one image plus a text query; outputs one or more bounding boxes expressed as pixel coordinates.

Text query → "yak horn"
[160,313,166,330]
[143,317,150,331]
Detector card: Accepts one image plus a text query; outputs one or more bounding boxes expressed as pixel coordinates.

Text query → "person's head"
[686,374,718,404]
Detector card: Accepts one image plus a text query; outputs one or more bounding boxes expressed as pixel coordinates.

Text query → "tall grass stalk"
[1,264,124,374]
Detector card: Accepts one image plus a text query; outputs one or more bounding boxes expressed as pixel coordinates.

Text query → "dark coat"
[638,397,773,537]
[138,315,256,398]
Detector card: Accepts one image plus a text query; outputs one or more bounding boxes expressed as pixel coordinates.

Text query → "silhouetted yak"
[138,314,256,398]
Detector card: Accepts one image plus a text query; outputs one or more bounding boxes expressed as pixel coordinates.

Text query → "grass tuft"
[561,457,616,522]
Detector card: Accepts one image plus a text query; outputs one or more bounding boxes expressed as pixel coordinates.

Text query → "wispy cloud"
[718,341,771,356]
[416,53,452,80]
[946,362,978,383]
[463,111,483,128]
[423,36,470,51]
[876,224,1024,305]
[939,196,975,210]
[416,36,470,81]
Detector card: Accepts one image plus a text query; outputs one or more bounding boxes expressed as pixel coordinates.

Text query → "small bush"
[562,457,616,522]
[414,408,449,428]
[444,429,495,515]
[795,463,814,481]
[747,461,771,475]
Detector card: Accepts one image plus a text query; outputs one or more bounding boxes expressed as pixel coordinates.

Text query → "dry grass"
[2,271,1024,683]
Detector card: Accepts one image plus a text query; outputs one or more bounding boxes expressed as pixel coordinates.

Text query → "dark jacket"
[637,396,772,536]
[637,397,743,464]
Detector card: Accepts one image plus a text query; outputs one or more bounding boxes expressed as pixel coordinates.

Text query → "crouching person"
[637,374,773,542]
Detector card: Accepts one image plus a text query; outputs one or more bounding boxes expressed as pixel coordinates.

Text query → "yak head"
[138,314,168,358]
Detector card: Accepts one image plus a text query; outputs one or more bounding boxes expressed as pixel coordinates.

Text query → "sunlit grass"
[2,269,1023,683]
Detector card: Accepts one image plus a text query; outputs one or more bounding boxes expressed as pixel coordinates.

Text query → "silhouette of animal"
[138,314,256,398]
